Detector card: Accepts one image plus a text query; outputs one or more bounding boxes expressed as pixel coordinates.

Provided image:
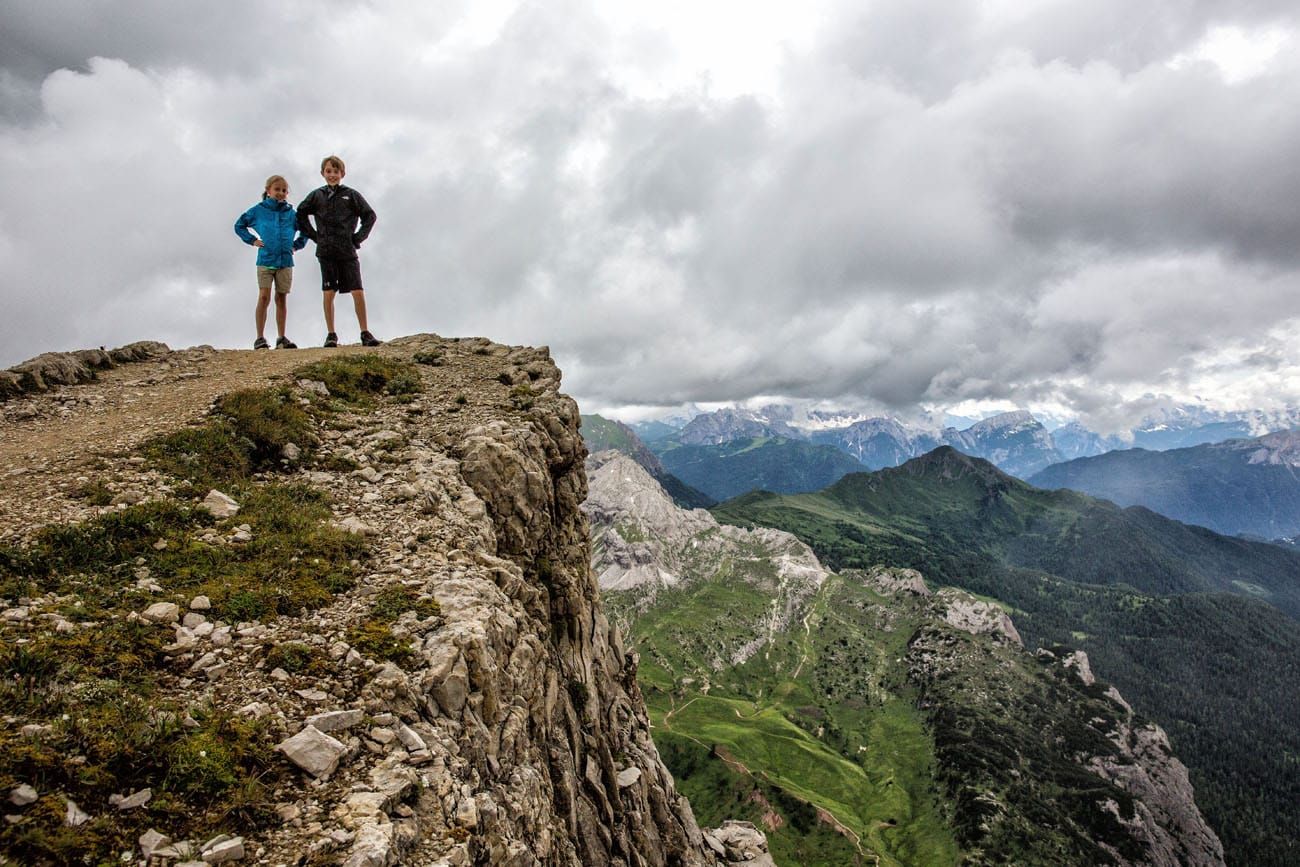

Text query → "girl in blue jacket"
[234,175,308,349]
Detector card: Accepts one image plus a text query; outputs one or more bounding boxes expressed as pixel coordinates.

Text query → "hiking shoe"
[360,330,382,347]
[324,332,338,347]
[253,336,270,350]
[276,336,297,349]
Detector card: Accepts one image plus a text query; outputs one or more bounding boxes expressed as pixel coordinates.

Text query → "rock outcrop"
[584,451,827,666]
[0,335,769,866]
[0,340,169,399]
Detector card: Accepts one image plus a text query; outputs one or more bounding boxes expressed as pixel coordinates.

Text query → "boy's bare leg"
[274,293,288,338]
[352,289,369,332]
[323,290,337,334]
[255,287,272,338]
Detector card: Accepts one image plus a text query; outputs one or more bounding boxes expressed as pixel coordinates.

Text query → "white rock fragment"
[344,823,393,867]
[395,724,427,753]
[335,516,377,536]
[204,663,230,680]
[139,828,171,859]
[277,726,348,778]
[8,784,37,806]
[297,378,329,396]
[367,727,396,745]
[201,835,245,862]
[142,602,180,624]
[201,490,240,518]
[64,798,91,826]
[110,787,152,810]
[454,797,478,828]
[165,626,199,652]
[190,595,212,610]
[189,651,221,673]
[616,767,642,788]
[306,709,365,733]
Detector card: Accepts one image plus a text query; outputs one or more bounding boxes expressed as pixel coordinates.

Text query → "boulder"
[277,726,348,779]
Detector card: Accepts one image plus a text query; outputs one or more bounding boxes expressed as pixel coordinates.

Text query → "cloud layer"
[2,0,1299,428]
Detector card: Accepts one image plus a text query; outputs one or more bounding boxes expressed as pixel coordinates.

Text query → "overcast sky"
[2,1,1299,430]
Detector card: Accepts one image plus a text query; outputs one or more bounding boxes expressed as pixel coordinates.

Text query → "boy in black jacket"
[296,155,380,347]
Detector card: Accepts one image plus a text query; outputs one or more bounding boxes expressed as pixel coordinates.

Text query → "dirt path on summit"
[0,344,388,541]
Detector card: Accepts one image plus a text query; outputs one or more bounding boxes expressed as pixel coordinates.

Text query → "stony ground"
[0,336,771,867]
[1,336,548,865]
[0,342,414,539]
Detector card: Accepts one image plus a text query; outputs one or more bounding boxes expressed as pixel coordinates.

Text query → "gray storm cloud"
[1,0,1299,427]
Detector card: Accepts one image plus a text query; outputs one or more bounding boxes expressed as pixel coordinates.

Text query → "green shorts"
[257,266,293,294]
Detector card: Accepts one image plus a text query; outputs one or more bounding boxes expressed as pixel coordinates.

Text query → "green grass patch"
[346,621,416,667]
[264,642,329,676]
[0,618,281,862]
[293,355,421,406]
[69,479,115,506]
[0,544,39,601]
[655,732,863,867]
[412,350,444,366]
[369,585,441,622]
[609,566,960,867]
[183,484,365,621]
[145,422,253,487]
[0,689,280,865]
[345,584,441,667]
[508,384,538,410]
[144,387,313,488]
[6,484,364,622]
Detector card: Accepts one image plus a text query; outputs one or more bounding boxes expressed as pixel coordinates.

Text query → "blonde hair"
[263,174,289,194]
[320,155,346,174]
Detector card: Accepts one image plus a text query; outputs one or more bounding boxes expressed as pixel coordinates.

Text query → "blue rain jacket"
[234,197,308,268]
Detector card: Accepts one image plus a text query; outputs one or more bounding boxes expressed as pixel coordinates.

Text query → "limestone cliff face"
[436,372,712,866]
[320,338,762,865]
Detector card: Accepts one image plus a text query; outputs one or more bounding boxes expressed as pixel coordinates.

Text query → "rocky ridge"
[0,336,769,866]
[584,451,826,666]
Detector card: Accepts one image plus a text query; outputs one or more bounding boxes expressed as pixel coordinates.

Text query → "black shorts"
[319,258,364,293]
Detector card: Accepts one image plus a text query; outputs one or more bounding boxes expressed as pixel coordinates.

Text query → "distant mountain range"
[621,402,1300,481]
[653,436,866,502]
[713,447,1300,866]
[665,406,1064,477]
[1030,430,1300,539]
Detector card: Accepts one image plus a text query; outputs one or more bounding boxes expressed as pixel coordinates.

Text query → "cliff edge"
[0,336,767,866]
